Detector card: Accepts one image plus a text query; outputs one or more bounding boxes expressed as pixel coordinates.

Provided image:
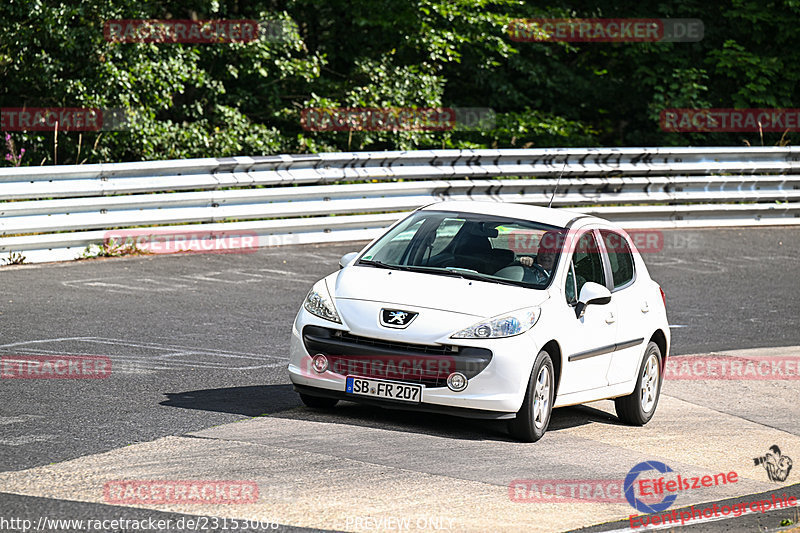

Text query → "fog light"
[312,354,328,373]
[447,372,468,392]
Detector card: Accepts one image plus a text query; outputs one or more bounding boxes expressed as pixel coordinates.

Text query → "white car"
[288,201,669,442]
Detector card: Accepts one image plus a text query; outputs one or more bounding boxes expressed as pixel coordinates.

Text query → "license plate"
[345,376,422,403]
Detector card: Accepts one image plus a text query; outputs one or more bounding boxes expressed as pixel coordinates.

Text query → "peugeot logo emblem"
[380,308,419,329]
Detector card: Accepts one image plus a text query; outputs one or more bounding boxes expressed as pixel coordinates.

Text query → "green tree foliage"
[1,0,798,165]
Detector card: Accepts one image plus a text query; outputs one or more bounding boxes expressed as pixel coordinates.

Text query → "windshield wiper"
[357,259,410,271]
[359,261,461,277]
[446,270,527,287]
[403,265,465,277]
[408,265,527,287]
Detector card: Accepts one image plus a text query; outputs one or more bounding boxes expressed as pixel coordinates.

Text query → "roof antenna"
[548,158,567,208]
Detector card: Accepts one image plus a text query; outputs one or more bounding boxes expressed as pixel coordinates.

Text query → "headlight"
[303,280,341,323]
[451,307,540,339]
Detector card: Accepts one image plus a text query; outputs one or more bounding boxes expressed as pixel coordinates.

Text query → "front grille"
[302,325,492,388]
[339,330,451,356]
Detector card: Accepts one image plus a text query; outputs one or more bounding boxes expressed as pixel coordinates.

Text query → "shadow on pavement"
[160,384,300,417]
[161,384,625,441]
[549,403,625,431]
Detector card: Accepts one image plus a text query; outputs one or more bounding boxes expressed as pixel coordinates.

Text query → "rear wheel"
[300,393,339,409]
[508,349,554,442]
[615,341,662,425]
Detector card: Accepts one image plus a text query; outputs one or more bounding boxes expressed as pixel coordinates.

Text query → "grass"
[2,251,26,265]
[80,239,150,259]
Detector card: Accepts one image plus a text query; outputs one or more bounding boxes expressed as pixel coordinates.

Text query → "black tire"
[508,349,555,442]
[615,341,663,426]
[299,393,339,409]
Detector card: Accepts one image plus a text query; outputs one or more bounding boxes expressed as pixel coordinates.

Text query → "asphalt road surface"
[1,227,799,532]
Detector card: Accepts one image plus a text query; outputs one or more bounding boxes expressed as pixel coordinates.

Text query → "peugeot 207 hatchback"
[288,201,669,442]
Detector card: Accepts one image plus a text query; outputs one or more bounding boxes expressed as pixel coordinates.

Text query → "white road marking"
[181,272,258,284]
[62,266,318,292]
[133,277,193,288]
[0,336,99,348]
[68,281,171,293]
[0,415,43,426]
[0,435,56,446]
[0,337,286,371]
[257,268,301,276]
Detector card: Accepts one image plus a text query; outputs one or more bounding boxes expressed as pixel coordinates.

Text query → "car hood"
[332,265,550,318]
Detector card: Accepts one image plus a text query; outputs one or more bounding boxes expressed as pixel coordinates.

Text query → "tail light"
[659,285,666,307]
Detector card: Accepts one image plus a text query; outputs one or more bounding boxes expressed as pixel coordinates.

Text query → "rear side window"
[601,230,635,289]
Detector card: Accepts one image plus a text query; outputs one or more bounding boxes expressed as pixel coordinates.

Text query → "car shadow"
[548,403,625,430]
[161,384,625,441]
[160,384,300,417]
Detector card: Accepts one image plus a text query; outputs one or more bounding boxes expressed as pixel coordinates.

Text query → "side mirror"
[575,282,612,318]
[339,252,359,269]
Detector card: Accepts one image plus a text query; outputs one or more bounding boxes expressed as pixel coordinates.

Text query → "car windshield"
[358,210,566,289]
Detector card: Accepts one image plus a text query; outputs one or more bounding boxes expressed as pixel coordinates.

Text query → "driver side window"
[571,230,605,298]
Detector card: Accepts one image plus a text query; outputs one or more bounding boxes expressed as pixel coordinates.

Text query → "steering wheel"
[519,256,549,283]
[527,262,549,283]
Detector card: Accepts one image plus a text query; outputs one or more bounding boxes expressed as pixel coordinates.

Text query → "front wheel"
[508,350,555,442]
[299,393,339,409]
[615,341,662,425]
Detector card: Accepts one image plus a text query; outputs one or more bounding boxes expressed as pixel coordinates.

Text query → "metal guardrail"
[2,147,800,264]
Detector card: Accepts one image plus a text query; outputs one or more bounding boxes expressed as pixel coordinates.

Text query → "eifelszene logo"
[625,461,677,513]
[624,461,739,513]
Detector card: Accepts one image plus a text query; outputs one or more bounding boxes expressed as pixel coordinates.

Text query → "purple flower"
[3,133,24,166]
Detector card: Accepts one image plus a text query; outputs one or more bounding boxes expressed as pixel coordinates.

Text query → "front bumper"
[293,383,516,419]
[288,308,540,415]
[301,324,494,387]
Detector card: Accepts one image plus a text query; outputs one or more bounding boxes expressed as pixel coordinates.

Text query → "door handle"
[641,302,650,313]
[605,312,616,324]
